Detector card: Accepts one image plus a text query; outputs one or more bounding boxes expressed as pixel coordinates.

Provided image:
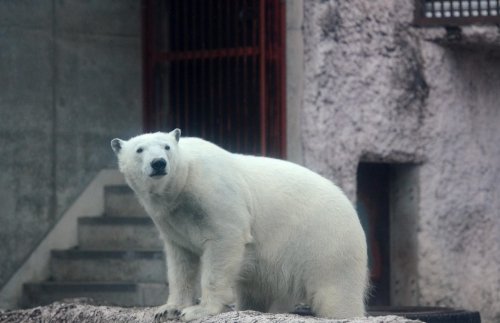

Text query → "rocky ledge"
[0,301,421,323]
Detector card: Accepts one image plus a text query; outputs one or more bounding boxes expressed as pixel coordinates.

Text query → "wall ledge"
[416,25,500,50]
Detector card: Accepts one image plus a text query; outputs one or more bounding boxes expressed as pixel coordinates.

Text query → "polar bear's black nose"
[151,158,167,171]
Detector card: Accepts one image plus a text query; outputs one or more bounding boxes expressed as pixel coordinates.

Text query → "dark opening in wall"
[357,162,419,306]
[357,163,391,306]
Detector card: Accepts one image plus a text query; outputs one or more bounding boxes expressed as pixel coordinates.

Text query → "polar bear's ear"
[111,138,124,155]
[171,128,181,142]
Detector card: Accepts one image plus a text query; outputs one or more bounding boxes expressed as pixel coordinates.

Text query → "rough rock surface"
[302,0,430,196]
[301,1,500,323]
[0,301,421,323]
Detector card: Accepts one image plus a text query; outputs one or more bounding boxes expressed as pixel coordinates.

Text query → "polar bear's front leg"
[155,241,199,322]
[180,239,245,321]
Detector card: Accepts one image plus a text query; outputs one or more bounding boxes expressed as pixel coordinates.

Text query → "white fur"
[111,130,368,322]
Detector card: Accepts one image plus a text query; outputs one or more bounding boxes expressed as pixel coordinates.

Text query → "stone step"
[104,185,147,217]
[78,216,162,250]
[51,249,166,282]
[22,281,168,308]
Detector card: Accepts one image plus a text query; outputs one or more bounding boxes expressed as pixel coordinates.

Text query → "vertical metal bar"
[141,0,153,132]
[278,0,286,158]
[174,0,181,128]
[270,0,276,157]
[243,0,249,153]
[169,0,174,127]
[163,0,171,130]
[208,0,215,141]
[154,1,162,129]
[200,0,206,138]
[235,0,241,152]
[259,0,267,156]
[276,2,281,156]
[154,0,162,131]
[253,0,259,154]
[218,0,224,145]
[183,0,189,134]
[170,0,175,127]
[226,0,232,150]
[273,0,278,156]
[171,0,176,52]
[266,0,272,156]
[191,0,197,136]
[165,2,171,129]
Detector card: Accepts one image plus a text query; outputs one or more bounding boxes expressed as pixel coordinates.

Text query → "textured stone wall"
[418,40,500,323]
[302,1,429,197]
[0,1,142,289]
[301,1,500,323]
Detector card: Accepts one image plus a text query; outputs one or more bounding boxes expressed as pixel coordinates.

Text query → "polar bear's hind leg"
[310,283,365,319]
[235,283,269,312]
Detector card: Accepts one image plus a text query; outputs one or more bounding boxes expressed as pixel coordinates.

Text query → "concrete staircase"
[22,186,168,307]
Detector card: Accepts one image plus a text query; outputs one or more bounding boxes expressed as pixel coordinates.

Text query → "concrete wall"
[301,1,500,322]
[0,0,142,289]
[286,0,304,164]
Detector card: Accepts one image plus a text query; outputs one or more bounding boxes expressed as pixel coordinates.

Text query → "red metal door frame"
[141,0,286,158]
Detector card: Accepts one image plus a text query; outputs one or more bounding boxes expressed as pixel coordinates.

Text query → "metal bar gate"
[142,0,286,158]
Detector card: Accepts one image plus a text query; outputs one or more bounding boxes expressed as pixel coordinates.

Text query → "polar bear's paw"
[179,304,224,322]
[154,304,183,322]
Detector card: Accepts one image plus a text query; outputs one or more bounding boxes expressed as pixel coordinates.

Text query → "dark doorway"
[357,162,420,306]
[142,0,286,158]
[357,163,391,306]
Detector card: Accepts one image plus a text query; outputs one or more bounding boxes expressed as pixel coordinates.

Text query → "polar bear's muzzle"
[149,158,167,177]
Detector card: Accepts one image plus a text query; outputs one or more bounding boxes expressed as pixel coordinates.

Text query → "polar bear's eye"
[165,145,170,151]
[136,147,143,153]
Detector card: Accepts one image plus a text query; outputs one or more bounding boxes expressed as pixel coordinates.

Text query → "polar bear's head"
[111,129,181,190]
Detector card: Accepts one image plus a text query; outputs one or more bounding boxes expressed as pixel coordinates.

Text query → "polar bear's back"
[233,154,356,218]
[230,150,365,263]
[179,137,367,308]
[179,137,362,235]
[234,154,364,242]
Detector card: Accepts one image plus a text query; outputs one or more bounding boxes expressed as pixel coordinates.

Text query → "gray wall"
[0,0,142,289]
[418,42,500,323]
[301,1,499,322]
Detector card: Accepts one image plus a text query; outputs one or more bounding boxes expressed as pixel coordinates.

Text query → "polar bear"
[111,129,368,322]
